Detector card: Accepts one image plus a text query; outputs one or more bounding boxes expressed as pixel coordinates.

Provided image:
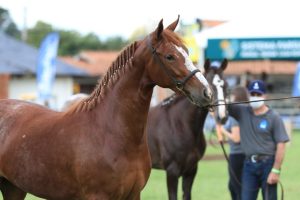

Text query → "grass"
[1,132,300,200]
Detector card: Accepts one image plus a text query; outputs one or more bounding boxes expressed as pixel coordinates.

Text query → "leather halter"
[147,36,200,91]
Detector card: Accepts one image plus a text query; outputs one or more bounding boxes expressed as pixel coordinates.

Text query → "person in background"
[216,86,248,200]
[227,80,289,200]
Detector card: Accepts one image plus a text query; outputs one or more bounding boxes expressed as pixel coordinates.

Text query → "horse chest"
[76,141,151,198]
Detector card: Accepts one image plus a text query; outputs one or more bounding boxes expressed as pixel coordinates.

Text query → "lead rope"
[207,95,300,108]
[219,139,285,200]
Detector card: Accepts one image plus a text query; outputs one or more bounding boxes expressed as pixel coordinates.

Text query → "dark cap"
[248,80,266,94]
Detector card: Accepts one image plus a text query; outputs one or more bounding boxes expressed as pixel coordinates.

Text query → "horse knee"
[166,162,180,177]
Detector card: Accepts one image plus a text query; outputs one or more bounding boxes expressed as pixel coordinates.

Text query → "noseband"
[147,36,199,91]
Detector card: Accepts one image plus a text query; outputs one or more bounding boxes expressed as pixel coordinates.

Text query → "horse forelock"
[163,30,184,48]
[65,42,138,114]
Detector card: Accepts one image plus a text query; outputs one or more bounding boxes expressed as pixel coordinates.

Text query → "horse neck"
[178,98,208,133]
[88,46,154,143]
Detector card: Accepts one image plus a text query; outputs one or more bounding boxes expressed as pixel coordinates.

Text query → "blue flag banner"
[292,62,300,96]
[36,32,60,101]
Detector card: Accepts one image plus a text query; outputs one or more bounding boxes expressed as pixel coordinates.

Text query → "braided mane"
[66,42,138,113]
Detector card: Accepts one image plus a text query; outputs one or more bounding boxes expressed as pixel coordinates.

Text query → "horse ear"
[166,15,180,31]
[204,59,211,72]
[154,19,164,40]
[220,59,228,71]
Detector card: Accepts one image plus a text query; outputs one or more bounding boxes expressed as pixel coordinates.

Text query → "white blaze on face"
[175,45,210,89]
[212,74,226,119]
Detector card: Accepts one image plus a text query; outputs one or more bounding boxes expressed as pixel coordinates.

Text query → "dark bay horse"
[0,17,213,200]
[146,59,228,200]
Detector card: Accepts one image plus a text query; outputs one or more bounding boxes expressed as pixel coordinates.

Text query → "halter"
[147,36,200,91]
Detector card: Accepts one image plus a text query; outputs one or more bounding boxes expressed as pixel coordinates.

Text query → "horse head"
[143,16,213,107]
[204,59,228,124]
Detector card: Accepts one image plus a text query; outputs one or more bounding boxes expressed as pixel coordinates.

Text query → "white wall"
[9,76,74,111]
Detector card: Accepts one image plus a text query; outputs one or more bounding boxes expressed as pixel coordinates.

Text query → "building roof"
[201,20,226,29]
[226,60,297,75]
[61,51,119,76]
[0,31,88,76]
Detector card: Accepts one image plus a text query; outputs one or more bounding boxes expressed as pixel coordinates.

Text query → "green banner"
[206,38,300,60]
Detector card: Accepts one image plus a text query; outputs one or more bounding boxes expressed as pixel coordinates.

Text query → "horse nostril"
[203,88,212,100]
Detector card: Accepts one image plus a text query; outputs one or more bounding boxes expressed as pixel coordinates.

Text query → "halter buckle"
[176,82,184,90]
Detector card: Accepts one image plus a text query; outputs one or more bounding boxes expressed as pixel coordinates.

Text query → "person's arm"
[215,123,223,142]
[220,125,240,143]
[267,142,286,184]
[267,113,289,184]
[227,104,242,120]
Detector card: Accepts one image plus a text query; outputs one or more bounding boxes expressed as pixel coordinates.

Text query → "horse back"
[0,99,61,137]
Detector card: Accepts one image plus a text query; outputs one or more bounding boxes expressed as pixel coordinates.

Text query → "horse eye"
[165,54,175,61]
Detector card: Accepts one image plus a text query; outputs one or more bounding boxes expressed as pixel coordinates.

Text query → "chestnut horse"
[0,17,213,200]
[146,59,228,200]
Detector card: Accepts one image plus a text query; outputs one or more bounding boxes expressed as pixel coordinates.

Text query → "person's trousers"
[241,156,277,200]
[228,153,245,200]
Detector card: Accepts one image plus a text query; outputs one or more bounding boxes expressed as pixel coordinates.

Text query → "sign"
[36,32,60,101]
[183,36,200,63]
[182,22,201,63]
[206,38,300,60]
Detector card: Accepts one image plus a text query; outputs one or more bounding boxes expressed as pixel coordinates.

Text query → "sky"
[1,0,300,39]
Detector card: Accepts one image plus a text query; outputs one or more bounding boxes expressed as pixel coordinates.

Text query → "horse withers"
[146,59,228,200]
[0,16,213,200]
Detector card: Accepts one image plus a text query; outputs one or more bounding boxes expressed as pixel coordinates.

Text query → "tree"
[26,21,54,48]
[79,33,103,50]
[0,7,21,38]
[102,36,128,50]
[25,20,128,55]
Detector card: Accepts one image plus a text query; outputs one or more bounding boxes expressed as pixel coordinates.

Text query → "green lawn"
[1,132,300,200]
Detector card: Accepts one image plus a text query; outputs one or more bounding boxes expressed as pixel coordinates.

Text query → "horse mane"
[65,30,183,114]
[163,30,185,49]
[65,42,138,114]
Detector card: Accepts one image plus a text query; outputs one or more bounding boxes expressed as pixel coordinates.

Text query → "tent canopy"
[195,19,300,60]
[196,19,300,47]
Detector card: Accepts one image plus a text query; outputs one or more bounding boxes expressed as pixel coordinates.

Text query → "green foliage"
[26,21,53,48]
[101,36,128,51]
[0,7,21,38]
[25,21,128,56]
[57,30,83,55]
[79,33,103,50]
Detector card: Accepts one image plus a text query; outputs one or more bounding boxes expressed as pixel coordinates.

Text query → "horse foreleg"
[0,178,27,200]
[166,171,179,200]
[182,166,197,200]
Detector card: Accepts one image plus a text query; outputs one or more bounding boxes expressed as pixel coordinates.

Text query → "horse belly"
[0,150,79,199]
[0,119,78,198]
